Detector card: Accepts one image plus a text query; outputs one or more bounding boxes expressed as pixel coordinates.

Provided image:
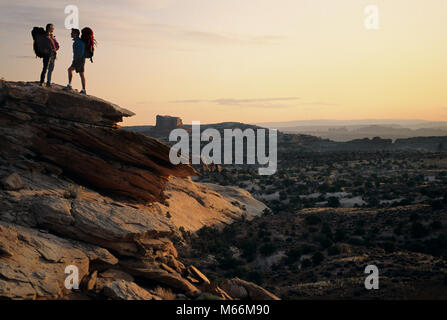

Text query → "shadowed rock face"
[0,81,196,203]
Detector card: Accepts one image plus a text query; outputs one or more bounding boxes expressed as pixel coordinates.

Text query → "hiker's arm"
[54,38,59,50]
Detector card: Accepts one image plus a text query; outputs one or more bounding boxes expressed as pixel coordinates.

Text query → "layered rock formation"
[0,81,195,203]
[0,80,272,300]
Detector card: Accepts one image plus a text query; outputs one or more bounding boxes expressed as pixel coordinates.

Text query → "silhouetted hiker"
[37,24,59,87]
[65,28,86,94]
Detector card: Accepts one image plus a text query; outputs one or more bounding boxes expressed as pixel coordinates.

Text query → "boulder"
[220,278,280,300]
[102,280,154,300]
[31,197,175,257]
[187,265,210,285]
[200,283,232,300]
[151,176,267,232]
[1,173,23,190]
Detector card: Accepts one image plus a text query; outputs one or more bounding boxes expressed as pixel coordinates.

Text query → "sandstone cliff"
[0,80,272,300]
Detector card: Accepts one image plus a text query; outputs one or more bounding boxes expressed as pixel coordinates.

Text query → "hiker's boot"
[80,89,87,95]
[39,82,44,87]
[46,83,51,88]
[64,84,72,91]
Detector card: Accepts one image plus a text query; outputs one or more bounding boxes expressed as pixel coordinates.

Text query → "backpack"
[31,27,49,58]
[81,27,96,62]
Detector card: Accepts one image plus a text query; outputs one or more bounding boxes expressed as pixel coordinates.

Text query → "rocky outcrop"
[155,115,183,132]
[0,81,195,203]
[1,173,23,190]
[151,177,267,231]
[0,80,274,300]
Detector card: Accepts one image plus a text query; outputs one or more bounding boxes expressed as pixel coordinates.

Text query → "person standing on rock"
[65,28,86,94]
[40,23,59,87]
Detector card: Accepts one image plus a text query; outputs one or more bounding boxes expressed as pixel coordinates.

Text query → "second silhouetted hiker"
[65,28,86,94]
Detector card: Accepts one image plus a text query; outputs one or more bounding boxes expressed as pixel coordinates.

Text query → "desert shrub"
[152,286,176,300]
[63,184,83,199]
[347,237,365,246]
[380,241,395,253]
[327,245,341,256]
[308,226,318,233]
[197,293,222,300]
[285,248,302,264]
[246,270,264,285]
[339,244,352,254]
[319,236,333,249]
[327,197,340,208]
[300,244,317,254]
[321,223,332,236]
[312,252,325,266]
[424,235,447,256]
[262,208,273,216]
[334,229,347,242]
[411,222,429,238]
[259,243,277,256]
[305,215,322,225]
[393,223,404,236]
[430,220,442,230]
[430,200,444,210]
[301,259,312,268]
[353,227,365,236]
[239,240,257,262]
[218,255,243,270]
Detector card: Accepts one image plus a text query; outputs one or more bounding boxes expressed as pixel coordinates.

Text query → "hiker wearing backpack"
[66,27,95,94]
[65,28,86,94]
[35,24,59,87]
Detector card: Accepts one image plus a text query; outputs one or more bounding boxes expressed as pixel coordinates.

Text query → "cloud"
[170,97,300,109]
[170,97,339,109]
[297,101,338,106]
[137,23,286,46]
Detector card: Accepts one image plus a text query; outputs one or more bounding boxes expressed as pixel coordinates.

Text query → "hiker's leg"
[79,72,86,90]
[40,57,49,84]
[46,56,55,85]
[68,67,74,85]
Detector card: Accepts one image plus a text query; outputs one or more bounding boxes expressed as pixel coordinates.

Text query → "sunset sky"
[0,0,445,126]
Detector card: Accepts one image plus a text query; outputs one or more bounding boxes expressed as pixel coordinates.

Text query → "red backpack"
[81,27,96,62]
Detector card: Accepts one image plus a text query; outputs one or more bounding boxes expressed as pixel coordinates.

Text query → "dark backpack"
[81,27,96,61]
[31,27,50,58]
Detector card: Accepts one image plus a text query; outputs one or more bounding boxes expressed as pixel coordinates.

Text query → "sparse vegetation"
[63,184,83,199]
[151,286,176,300]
